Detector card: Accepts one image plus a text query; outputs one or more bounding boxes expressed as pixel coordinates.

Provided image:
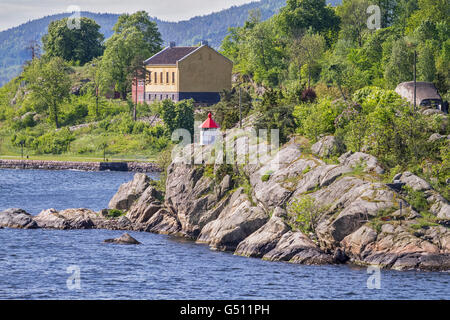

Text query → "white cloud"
[0,0,256,31]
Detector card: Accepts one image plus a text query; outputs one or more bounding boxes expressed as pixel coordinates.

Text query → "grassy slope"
[0,66,164,162]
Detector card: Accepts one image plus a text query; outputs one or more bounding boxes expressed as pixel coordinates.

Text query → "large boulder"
[339,151,385,174]
[311,136,345,158]
[263,231,331,264]
[341,226,378,256]
[0,208,38,229]
[235,214,290,258]
[340,221,450,271]
[34,208,97,229]
[108,173,151,211]
[293,164,353,195]
[144,208,181,235]
[431,200,450,220]
[311,177,399,248]
[250,144,324,208]
[104,233,141,245]
[394,172,450,219]
[126,186,163,224]
[395,172,431,192]
[96,213,135,231]
[165,163,218,237]
[197,189,269,251]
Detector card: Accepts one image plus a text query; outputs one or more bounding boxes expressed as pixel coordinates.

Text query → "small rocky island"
[1,133,449,272]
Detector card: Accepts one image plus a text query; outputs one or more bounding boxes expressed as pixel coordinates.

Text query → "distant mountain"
[0,0,341,86]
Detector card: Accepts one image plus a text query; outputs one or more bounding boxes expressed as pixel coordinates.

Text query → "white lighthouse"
[199,113,220,145]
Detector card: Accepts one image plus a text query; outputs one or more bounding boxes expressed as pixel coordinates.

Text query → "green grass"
[0,114,164,162]
[409,212,440,231]
[368,207,398,233]
[261,170,274,182]
[105,209,125,219]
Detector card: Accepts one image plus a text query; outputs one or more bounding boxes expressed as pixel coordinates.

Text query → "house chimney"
[201,40,209,46]
[170,41,176,48]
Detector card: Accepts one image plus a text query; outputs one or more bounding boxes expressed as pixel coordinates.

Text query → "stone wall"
[0,160,160,173]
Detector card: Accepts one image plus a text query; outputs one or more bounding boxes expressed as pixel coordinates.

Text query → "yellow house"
[141,41,233,105]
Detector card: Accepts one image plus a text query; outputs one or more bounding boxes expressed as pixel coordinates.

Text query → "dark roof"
[144,46,199,65]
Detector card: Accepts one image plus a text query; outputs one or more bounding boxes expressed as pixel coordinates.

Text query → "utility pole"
[95,85,99,118]
[134,69,138,122]
[239,86,242,129]
[413,50,417,112]
[20,141,24,159]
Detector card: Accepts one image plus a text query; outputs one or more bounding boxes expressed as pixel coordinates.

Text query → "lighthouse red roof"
[200,113,220,129]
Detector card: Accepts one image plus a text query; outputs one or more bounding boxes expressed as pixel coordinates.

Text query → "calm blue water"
[0,169,449,300]
[0,169,156,214]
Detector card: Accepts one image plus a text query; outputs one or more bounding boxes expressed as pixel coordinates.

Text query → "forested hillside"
[0,0,291,86]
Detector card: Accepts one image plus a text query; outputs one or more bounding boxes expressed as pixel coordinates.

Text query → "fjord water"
[0,169,449,299]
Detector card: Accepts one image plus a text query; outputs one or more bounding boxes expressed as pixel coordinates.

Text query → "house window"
[172,72,175,84]
[160,72,163,83]
[166,72,169,84]
[154,72,157,84]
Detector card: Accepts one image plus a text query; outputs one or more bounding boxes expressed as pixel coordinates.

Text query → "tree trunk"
[308,64,311,89]
[134,72,137,121]
[54,103,59,128]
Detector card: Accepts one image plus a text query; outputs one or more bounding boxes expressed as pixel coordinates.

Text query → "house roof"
[199,113,220,129]
[395,82,442,105]
[144,46,200,65]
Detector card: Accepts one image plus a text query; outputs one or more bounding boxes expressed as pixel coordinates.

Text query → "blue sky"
[0,0,255,31]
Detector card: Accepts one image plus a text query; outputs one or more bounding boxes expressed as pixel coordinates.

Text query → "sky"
[0,0,256,31]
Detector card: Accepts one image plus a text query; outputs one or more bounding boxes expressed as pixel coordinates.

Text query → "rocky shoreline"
[0,159,160,173]
[1,134,449,272]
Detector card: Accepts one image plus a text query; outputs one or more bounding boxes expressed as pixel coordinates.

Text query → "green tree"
[372,0,398,28]
[393,0,419,32]
[212,89,252,129]
[407,0,450,32]
[255,89,296,144]
[223,13,286,87]
[174,100,195,137]
[384,38,414,88]
[23,57,71,128]
[417,40,436,82]
[101,11,162,99]
[160,99,194,136]
[290,30,325,88]
[42,17,104,65]
[288,196,328,234]
[336,0,371,46]
[278,0,340,38]
[160,100,177,134]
